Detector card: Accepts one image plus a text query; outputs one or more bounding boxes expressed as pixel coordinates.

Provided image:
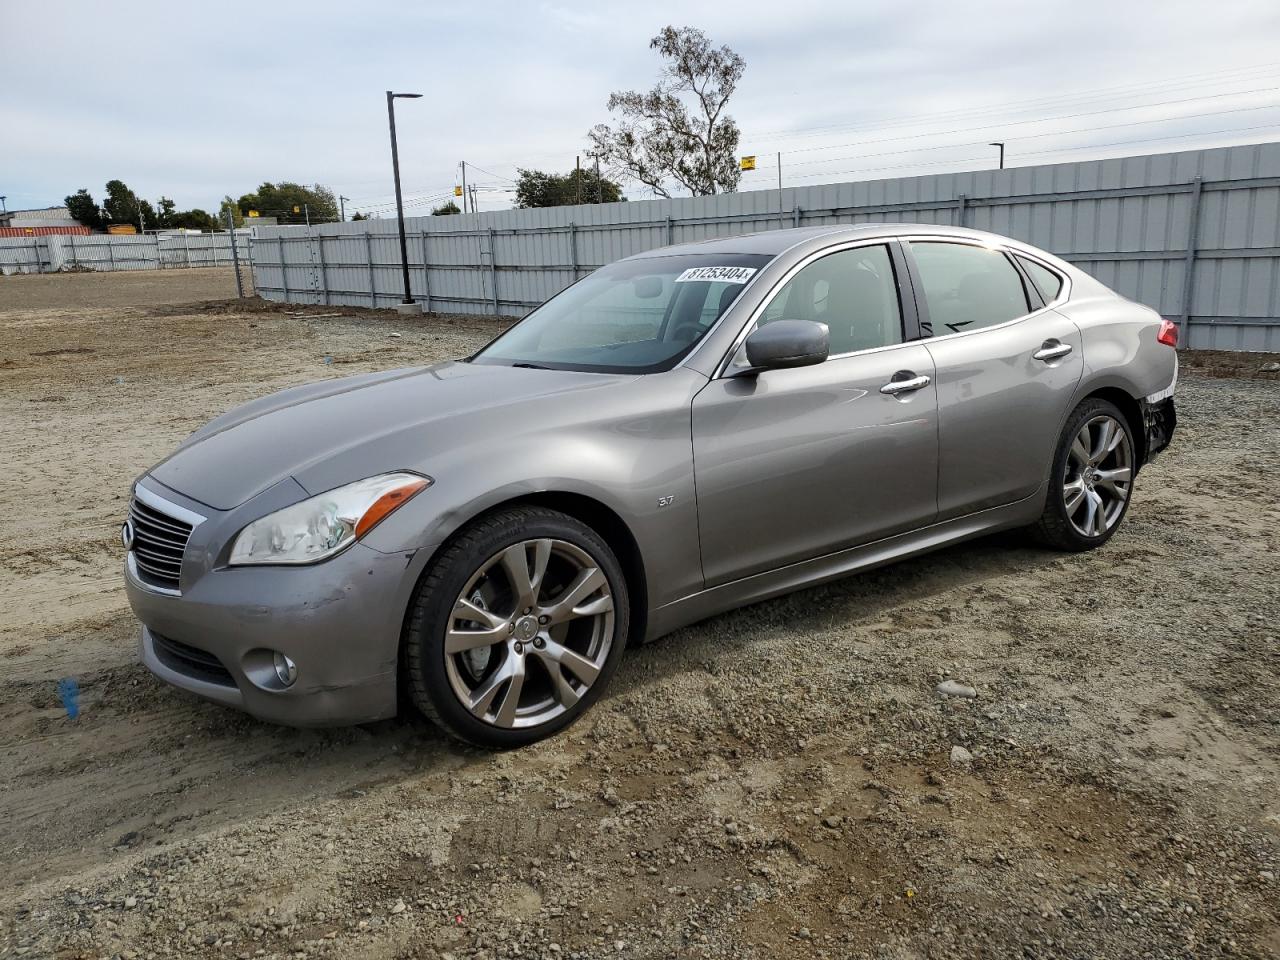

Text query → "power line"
[747,61,1280,142]
[461,162,516,184]
[737,101,1280,173]
[773,122,1280,183]
[761,84,1280,158]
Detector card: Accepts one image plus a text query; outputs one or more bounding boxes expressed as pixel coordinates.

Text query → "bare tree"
[588,26,745,198]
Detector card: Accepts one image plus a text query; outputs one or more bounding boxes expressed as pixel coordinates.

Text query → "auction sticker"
[674,266,757,284]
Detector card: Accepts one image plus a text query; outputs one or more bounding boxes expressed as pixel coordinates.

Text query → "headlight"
[229,472,430,566]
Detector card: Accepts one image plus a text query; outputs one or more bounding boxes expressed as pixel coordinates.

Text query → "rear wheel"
[1035,398,1135,551]
[403,506,629,748]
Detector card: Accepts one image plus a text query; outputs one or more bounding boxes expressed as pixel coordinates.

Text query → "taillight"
[1157,318,1178,348]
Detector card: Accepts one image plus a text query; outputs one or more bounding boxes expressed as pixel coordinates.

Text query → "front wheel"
[1035,398,1136,551]
[403,506,629,748]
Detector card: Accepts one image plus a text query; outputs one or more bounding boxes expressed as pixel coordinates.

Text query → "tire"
[1035,397,1137,552]
[403,506,629,748]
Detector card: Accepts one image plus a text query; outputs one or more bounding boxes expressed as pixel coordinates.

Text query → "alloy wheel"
[1062,414,1132,538]
[443,538,615,729]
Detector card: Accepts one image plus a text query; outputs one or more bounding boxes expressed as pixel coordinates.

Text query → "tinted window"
[911,242,1030,336]
[471,253,771,373]
[1017,255,1064,302]
[760,245,902,354]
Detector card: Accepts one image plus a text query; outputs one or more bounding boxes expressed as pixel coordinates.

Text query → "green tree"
[218,196,243,228]
[169,209,218,231]
[64,188,104,230]
[588,26,744,197]
[237,182,339,224]
[156,197,177,229]
[350,211,370,221]
[430,200,461,216]
[514,167,624,208]
[102,179,157,229]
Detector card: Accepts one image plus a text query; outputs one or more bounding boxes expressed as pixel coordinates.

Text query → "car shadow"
[609,528,1050,694]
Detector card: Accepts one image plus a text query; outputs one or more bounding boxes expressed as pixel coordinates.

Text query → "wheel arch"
[400,490,650,652]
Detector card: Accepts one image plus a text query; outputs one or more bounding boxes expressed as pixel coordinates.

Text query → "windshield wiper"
[510,361,550,370]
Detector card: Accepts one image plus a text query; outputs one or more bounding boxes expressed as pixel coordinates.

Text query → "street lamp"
[989,142,1005,170]
[387,90,423,308]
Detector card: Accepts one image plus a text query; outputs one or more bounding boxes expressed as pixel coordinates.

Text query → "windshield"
[471,253,773,373]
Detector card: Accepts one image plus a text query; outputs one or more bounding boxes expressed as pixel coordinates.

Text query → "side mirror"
[737,319,829,375]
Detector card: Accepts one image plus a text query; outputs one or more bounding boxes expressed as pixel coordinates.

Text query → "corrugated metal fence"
[250,141,1280,351]
[0,231,252,275]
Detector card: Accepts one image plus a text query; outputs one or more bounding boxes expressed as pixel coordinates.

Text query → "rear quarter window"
[1017,255,1065,303]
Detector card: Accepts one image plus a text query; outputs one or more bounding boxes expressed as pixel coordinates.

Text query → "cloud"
[3,0,1279,213]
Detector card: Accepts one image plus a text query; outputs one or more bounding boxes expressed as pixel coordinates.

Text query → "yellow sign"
[739,155,756,171]
[454,186,463,197]
[292,205,301,213]
[248,210,260,218]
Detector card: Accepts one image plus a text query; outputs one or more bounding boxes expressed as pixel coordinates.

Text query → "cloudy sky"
[5,0,1280,218]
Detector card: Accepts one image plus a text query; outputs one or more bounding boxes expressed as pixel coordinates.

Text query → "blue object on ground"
[57,677,80,719]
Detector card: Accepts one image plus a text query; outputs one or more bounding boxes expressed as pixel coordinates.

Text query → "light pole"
[339,195,349,222]
[387,90,423,308]
[990,142,1005,170]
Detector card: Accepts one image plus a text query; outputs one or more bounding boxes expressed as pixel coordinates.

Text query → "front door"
[692,242,939,587]
[906,239,1084,520]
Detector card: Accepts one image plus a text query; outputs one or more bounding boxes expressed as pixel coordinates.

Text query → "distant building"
[0,206,90,237]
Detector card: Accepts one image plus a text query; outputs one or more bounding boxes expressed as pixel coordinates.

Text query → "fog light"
[273,652,298,687]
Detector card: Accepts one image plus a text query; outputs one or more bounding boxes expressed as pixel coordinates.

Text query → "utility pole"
[594,154,602,204]
[777,152,783,227]
[575,155,582,205]
[339,195,349,221]
[304,203,310,227]
[386,89,424,308]
[990,142,1005,169]
[469,185,478,215]
[460,161,468,214]
[226,205,244,298]
[137,199,145,234]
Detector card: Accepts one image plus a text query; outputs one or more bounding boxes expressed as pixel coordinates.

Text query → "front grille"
[129,496,194,591]
[151,632,236,687]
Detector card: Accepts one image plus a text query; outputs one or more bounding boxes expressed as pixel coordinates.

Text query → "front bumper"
[124,480,435,727]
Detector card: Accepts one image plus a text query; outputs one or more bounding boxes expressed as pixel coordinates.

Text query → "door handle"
[880,373,931,395]
[1033,340,1073,361]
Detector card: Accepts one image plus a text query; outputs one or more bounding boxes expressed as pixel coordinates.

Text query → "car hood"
[147,361,631,510]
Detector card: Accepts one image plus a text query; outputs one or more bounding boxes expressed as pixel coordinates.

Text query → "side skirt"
[643,485,1046,642]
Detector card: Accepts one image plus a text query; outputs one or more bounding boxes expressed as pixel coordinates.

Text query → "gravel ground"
[1,271,1278,959]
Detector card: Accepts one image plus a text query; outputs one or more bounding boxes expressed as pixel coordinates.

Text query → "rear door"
[904,238,1083,520]
[691,241,939,586]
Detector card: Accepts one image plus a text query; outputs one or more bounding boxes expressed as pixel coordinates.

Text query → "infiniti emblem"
[121,519,135,551]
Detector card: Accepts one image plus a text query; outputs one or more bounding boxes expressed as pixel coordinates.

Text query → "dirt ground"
[1,269,1278,960]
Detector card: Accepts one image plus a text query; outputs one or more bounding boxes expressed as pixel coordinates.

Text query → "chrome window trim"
[901,235,1073,346]
[712,236,914,378]
[128,483,207,596]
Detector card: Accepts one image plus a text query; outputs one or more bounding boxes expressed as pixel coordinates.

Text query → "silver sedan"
[124,224,1177,747]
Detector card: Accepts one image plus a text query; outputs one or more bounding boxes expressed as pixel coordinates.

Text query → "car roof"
[626,222,1034,260]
